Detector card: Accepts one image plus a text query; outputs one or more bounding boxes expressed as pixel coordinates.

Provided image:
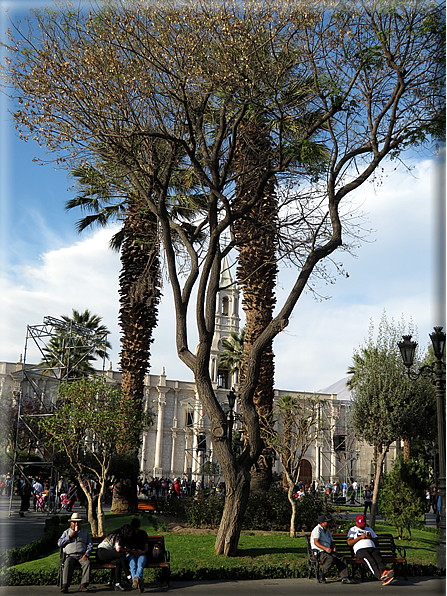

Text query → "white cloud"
[0,156,442,394]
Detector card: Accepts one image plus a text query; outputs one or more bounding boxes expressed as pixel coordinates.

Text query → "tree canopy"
[347,313,436,528]
[3,0,445,555]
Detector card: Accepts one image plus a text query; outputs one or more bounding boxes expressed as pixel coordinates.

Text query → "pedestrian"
[125,518,149,593]
[363,485,372,516]
[19,478,32,514]
[97,525,132,591]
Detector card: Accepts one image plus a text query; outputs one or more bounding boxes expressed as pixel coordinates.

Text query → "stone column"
[153,388,168,478]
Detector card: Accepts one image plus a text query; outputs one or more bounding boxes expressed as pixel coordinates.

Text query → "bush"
[185,494,224,528]
[294,494,334,532]
[243,488,290,531]
[162,488,336,533]
[380,456,426,539]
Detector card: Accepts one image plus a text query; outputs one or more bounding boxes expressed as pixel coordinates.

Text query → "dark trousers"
[319,551,349,579]
[62,554,90,587]
[97,548,130,584]
[356,547,386,580]
[364,501,372,515]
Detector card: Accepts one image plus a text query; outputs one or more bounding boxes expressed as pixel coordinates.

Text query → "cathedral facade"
[0,258,400,487]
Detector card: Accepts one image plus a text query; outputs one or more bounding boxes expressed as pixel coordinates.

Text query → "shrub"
[243,488,290,531]
[185,494,224,528]
[380,456,426,539]
[294,494,334,532]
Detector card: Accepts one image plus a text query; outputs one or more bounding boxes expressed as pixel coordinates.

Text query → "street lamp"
[398,326,446,571]
[227,388,237,447]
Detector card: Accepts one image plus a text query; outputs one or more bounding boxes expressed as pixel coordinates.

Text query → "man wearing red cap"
[347,514,394,586]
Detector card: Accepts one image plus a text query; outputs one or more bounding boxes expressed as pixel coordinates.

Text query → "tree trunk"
[287,484,297,538]
[233,122,278,495]
[369,448,387,531]
[97,487,106,538]
[403,439,410,461]
[250,457,272,494]
[84,492,98,537]
[111,476,138,514]
[215,466,251,555]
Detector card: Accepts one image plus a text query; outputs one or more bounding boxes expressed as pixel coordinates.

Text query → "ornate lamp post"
[398,326,446,570]
[227,388,237,447]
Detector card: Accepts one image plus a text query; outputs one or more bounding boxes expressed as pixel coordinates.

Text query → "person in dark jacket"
[97,525,132,591]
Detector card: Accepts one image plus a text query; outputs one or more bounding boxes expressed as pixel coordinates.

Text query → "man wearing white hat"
[57,512,93,593]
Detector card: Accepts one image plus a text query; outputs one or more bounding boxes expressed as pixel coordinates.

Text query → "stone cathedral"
[0,257,399,486]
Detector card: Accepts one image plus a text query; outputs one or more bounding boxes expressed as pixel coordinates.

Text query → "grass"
[6,513,440,584]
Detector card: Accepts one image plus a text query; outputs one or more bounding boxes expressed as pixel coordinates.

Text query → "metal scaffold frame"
[8,316,109,517]
[317,400,361,488]
[182,397,223,483]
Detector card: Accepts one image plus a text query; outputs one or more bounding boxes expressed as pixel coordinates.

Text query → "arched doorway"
[298,459,312,486]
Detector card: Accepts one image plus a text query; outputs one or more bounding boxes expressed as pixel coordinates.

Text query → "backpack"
[149,540,165,562]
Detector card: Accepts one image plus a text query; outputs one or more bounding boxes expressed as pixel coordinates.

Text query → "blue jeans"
[127,554,146,580]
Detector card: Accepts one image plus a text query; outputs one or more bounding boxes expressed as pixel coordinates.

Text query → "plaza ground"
[0,495,444,595]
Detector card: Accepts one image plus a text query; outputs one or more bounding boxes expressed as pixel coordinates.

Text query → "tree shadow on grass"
[236,546,305,557]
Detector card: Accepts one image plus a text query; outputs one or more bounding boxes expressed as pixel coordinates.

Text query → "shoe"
[138,578,144,593]
[132,577,139,589]
[115,584,126,592]
[61,587,68,594]
[381,569,394,581]
[341,578,356,584]
[319,574,327,584]
[382,575,395,586]
[80,585,89,592]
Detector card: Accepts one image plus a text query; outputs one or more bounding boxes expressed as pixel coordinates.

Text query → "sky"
[0,1,445,395]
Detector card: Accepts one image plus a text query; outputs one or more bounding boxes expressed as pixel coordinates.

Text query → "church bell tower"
[209,256,240,389]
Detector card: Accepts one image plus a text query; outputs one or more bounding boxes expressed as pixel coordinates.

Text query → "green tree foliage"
[379,455,428,539]
[39,378,150,536]
[347,313,436,528]
[40,309,111,380]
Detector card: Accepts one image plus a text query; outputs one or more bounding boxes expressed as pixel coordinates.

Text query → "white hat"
[69,513,84,522]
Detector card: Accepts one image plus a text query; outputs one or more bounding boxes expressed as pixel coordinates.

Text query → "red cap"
[356,514,366,528]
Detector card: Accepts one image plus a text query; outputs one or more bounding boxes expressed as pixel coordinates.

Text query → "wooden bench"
[306,532,407,582]
[138,498,162,512]
[58,535,170,588]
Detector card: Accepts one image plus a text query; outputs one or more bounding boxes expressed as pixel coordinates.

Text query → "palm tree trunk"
[111,202,161,513]
[233,122,278,494]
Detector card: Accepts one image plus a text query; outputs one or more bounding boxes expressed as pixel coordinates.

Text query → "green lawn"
[8,513,439,582]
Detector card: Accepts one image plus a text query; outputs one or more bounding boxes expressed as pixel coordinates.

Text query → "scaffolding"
[8,316,109,517]
[317,399,361,487]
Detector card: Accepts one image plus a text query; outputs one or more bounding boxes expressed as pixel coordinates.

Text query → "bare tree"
[264,394,330,537]
[3,0,444,554]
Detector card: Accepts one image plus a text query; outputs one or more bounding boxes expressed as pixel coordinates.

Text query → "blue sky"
[1,1,445,393]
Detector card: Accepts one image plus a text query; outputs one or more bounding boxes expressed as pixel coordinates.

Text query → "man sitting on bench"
[347,514,394,586]
[310,515,355,584]
[57,512,93,593]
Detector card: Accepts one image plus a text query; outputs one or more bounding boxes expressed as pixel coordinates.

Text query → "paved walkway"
[1,495,443,595]
[0,577,445,595]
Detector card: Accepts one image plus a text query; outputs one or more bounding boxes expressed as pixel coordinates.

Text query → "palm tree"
[41,308,112,380]
[67,164,161,511]
[219,329,245,376]
[67,160,206,511]
[232,86,328,492]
